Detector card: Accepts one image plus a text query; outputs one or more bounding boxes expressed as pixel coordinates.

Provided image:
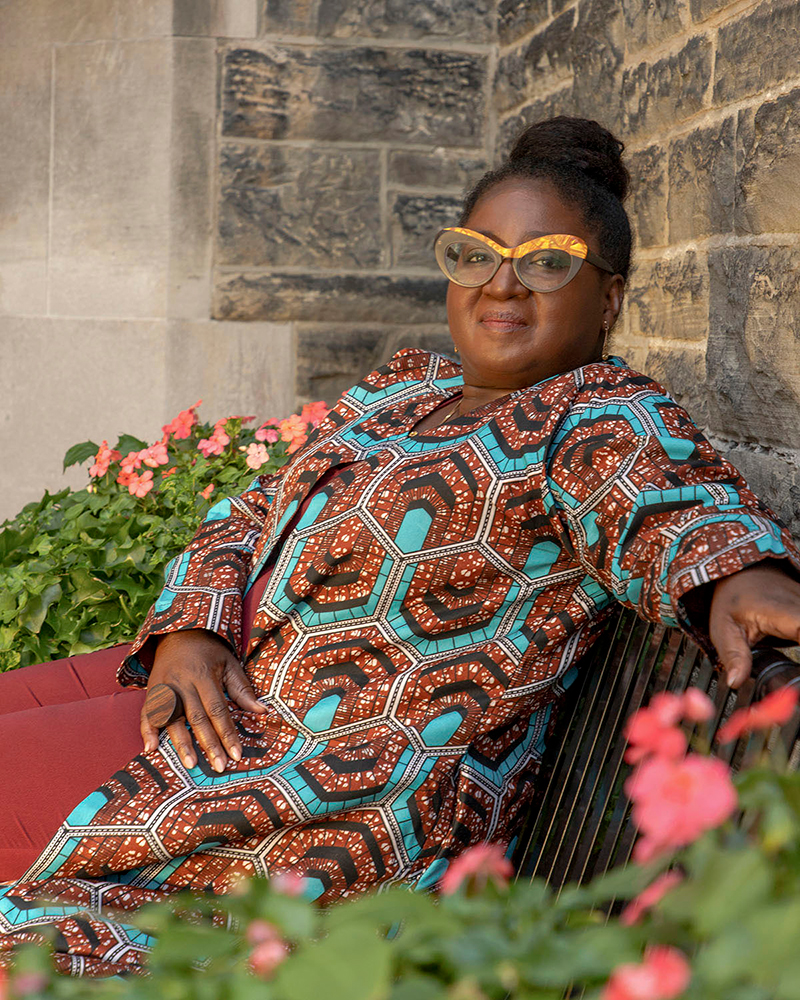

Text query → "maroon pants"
[0,645,145,881]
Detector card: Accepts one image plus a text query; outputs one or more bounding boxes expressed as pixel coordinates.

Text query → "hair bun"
[508,116,629,202]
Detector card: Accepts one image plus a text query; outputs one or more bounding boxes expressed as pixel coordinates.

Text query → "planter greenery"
[0,401,316,672]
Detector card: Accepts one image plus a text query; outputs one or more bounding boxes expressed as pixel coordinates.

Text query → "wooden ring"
[145,683,184,729]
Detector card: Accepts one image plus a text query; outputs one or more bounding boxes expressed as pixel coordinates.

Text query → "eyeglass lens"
[443,237,575,291]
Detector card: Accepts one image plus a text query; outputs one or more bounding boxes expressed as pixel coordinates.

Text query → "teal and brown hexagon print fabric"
[2,349,798,976]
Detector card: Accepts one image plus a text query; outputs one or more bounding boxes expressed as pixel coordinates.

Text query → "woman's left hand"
[709,561,800,688]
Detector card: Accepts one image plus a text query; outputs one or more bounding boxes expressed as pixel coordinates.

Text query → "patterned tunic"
[2,349,798,976]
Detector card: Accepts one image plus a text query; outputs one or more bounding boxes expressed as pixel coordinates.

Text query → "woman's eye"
[525,251,570,270]
[464,248,492,264]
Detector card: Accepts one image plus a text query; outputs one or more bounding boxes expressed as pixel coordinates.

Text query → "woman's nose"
[482,258,528,298]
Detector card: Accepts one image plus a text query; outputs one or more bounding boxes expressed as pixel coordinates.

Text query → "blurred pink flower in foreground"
[89,440,121,479]
[271,870,307,897]
[199,483,215,500]
[626,754,736,862]
[624,689,714,765]
[246,443,269,470]
[603,945,691,1000]
[620,870,683,926]
[439,842,513,895]
[10,971,48,996]
[162,400,201,440]
[246,920,288,979]
[717,686,799,744]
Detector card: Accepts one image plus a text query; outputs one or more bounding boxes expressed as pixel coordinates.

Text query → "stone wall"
[211,0,496,405]
[3,0,800,535]
[494,0,800,530]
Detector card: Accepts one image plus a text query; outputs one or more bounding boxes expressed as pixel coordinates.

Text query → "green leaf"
[19,582,63,634]
[114,433,149,456]
[662,844,772,935]
[63,440,100,470]
[273,924,391,1000]
[389,977,448,1000]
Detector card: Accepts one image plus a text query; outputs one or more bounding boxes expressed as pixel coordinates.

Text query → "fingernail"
[231,746,242,762]
[183,755,196,769]
[213,756,226,773]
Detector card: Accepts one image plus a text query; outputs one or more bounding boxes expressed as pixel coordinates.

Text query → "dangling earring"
[602,320,610,361]
[453,345,459,355]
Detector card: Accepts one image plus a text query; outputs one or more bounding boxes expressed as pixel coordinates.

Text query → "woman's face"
[446,177,624,391]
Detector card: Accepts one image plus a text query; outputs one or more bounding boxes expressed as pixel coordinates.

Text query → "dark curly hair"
[460,117,633,280]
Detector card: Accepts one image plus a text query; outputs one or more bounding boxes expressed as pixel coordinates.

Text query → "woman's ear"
[605,274,625,328]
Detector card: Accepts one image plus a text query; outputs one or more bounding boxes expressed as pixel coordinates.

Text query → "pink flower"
[11,971,49,996]
[626,754,737,862]
[271,870,307,897]
[141,440,169,468]
[603,945,691,1000]
[89,440,121,478]
[200,483,215,500]
[116,469,136,487]
[120,449,143,475]
[279,414,309,454]
[246,921,288,979]
[623,689,714,766]
[197,425,230,458]
[127,470,154,498]
[162,400,201,440]
[162,466,177,478]
[439,842,513,896]
[648,693,685,726]
[300,400,329,426]
[716,686,799,743]
[246,443,269,470]
[624,706,687,766]
[620,870,684,926]
[681,688,714,722]
[255,426,280,444]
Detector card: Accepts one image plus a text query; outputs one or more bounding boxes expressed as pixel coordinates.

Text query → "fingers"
[708,563,800,688]
[145,629,265,772]
[173,683,242,773]
[224,660,268,714]
[140,703,160,754]
[710,618,753,688]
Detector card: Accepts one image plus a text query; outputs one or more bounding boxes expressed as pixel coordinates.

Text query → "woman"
[2,117,800,976]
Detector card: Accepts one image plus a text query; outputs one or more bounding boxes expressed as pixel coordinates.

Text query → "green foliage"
[0,406,300,672]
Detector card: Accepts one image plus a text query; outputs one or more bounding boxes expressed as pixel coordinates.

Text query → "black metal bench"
[512,606,800,890]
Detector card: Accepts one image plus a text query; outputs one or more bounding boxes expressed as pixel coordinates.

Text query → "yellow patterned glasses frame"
[434,227,616,293]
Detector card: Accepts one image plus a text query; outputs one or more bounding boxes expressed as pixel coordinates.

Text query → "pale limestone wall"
[0,0,293,521]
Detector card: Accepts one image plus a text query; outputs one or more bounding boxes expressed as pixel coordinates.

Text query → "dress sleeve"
[542,379,800,648]
[117,472,281,687]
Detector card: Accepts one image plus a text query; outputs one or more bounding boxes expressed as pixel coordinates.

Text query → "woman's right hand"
[140,629,267,773]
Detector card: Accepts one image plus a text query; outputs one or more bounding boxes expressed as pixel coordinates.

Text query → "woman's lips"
[479,311,529,333]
